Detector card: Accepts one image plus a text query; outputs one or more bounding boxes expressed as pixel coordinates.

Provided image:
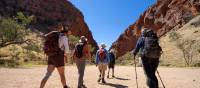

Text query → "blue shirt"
[133,36,145,55]
[95,48,110,64]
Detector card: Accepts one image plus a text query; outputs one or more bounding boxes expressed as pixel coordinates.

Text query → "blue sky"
[70,0,156,49]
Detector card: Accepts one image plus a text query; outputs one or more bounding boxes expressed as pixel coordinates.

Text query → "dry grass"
[159,16,200,67]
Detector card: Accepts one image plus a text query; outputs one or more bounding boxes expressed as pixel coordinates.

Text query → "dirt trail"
[0,66,200,88]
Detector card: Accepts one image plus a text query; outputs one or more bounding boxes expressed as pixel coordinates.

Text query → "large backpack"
[74,42,85,58]
[43,31,62,56]
[142,33,162,58]
[98,48,106,61]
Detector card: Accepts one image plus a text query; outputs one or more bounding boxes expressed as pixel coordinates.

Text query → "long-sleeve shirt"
[133,36,145,55]
[59,34,70,54]
[133,34,161,55]
[95,48,110,64]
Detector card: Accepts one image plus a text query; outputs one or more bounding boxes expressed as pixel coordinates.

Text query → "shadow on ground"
[100,82,128,88]
[114,77,130,81]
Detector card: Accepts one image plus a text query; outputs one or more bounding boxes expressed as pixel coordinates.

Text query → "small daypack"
[74,42,85,58]
[142,33,162,58]
[109,52,115,64]
[43,31,62,56]
[98,48,106,61]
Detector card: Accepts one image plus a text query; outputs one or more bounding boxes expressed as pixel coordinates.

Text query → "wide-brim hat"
[79,36,88,43]
[100,43,106,48]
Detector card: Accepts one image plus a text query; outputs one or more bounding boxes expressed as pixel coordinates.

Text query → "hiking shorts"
[98,63,107,71]
[48,53,65,67]
[108,63,115,69]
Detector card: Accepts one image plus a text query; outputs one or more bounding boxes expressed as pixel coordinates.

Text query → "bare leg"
[40,65,55,88]
[57,66,67,87]
[112,68,115,77]
[107,68,110,78]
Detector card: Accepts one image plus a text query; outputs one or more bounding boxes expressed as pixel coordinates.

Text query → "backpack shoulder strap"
[59,33,65,36]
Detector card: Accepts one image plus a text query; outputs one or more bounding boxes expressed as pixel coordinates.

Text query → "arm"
[60,36,70,63]
[72,50,76,63]
[95,51,99,65]
[62,36,70,54]
[133,37,144,55]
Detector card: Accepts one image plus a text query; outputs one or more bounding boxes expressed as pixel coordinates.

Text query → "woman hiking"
[40,24,71,88]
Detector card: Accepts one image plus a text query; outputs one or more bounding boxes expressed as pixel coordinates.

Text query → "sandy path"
[0,66,200,88]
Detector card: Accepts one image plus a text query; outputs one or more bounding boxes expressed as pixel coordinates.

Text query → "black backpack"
[74,42,85,58]
[142,33,162,58]
[109,52,115,64]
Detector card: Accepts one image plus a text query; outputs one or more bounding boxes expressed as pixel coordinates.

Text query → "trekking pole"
[156,70,166,88]
[133,56,139,88]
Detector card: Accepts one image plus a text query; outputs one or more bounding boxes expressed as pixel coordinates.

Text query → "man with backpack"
[133,28,162,88]
[73,36,91,88]
[40,24,71,88]
[107,50,116,78]
[95,43,110,83]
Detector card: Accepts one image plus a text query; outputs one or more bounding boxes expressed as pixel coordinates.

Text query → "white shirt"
[59,34,70,54]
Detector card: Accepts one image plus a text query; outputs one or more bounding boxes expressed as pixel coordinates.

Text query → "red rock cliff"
[111,0,200,57]
[0,0,98,50]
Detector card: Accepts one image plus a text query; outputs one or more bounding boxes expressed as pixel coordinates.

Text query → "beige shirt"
[59,34,70,54]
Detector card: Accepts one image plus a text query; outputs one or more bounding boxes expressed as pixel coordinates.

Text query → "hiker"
[73,36,91,88]
[138,28,147,67]
[107,49,116,78]
[40,24,71,88]
[133,28,162,88]
[95,43,110,83]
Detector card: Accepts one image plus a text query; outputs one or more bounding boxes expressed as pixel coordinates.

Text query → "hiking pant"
[98,63,107,79]
[76,60,86,86]
[141,56,159,88]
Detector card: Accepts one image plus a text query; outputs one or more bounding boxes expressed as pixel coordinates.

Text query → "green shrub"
[169,31,181,41]
[117,52,134,65]
[0,59,22,67]
[23,43,42,53]
[0,12,33,48]
[68,35,79,50]
[193,61,200,67]
[198,49,200,53]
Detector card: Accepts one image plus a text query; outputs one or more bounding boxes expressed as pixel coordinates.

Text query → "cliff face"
[111,0,200,57]
[0,0,98,50]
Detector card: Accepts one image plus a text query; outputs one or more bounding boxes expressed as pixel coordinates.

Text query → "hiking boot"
[64,85,70,88]
[102,78,106,84]
[97,78,101,82]
[78,84,87,88]
[82,84,87,88]
[77,86,81,88]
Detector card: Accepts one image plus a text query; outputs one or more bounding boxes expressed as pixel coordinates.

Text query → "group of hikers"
[39,24,116,88]
[39,24,163,88]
